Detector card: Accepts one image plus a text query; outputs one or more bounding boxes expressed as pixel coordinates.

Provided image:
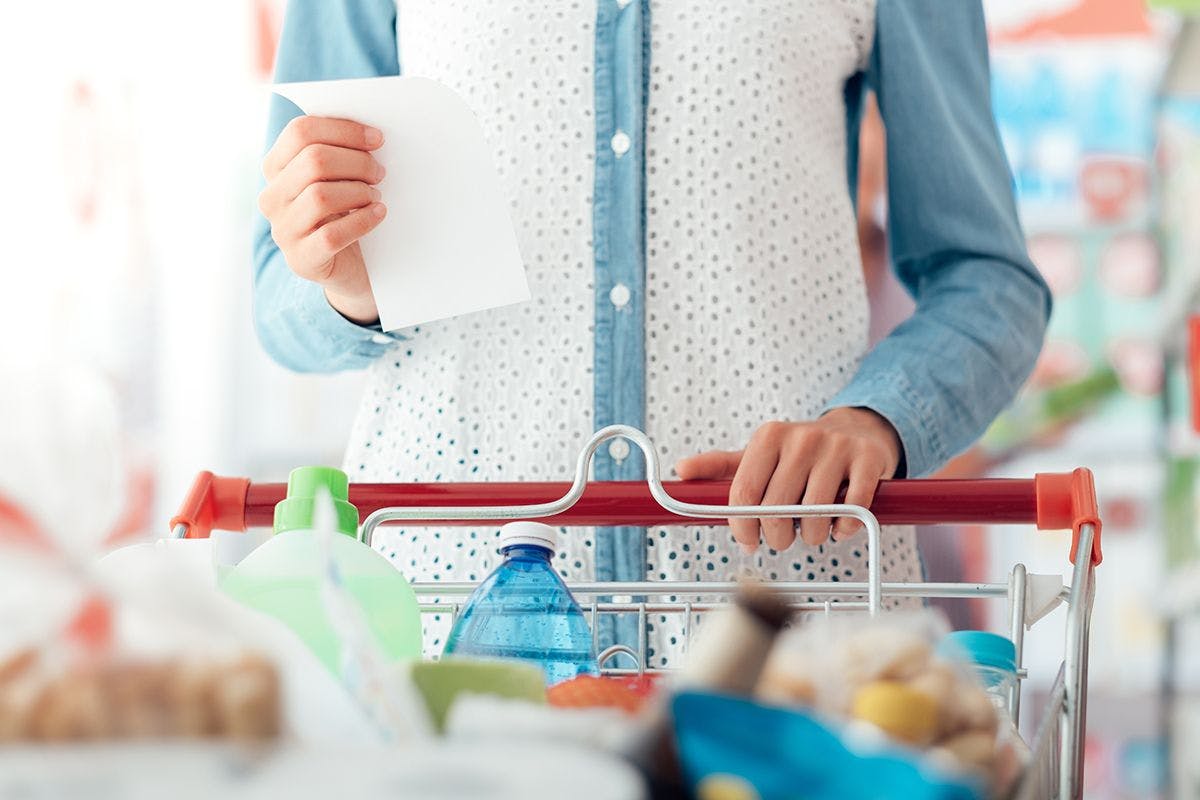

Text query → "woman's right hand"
[258,116,387,325]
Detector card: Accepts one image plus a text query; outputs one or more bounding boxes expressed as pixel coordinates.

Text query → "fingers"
[758,445,815,551]
[832,457,888,541]
[798,457,847,547]
[255,117,385,311]
[674,450,742,480]
[727,425,784,549]
[278,181,382,239]
[264,116,383,179]
[261,144,385,210]
[682,416,895,554]
[295,203,387,277]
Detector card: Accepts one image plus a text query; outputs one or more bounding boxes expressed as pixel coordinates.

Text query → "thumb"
[675,450,744,480]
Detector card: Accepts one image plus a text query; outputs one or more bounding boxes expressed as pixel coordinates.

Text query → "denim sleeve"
[251,0,402,373]
[826,0,1052,477]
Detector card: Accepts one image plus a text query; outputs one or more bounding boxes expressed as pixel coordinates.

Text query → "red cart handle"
[1034,469,1102,565]
[169,472,250,543]
[1189,315,1200,434]
[172,469,1102,565]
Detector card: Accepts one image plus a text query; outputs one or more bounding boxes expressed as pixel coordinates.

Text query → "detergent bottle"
[222,467,422,672]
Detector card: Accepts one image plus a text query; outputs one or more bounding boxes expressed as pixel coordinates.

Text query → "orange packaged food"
[547,674,659,714]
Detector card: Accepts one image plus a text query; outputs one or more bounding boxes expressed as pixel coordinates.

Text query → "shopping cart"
[171,425,1102,799]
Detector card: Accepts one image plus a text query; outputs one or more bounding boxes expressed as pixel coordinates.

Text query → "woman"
[253,0,1050,662]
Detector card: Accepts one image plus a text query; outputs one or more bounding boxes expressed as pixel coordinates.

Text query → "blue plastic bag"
[672,692,984,800]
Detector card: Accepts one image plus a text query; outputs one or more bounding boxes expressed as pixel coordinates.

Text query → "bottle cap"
[273,466,359,537]
[499,521,559,553]
[938,630,1017,674]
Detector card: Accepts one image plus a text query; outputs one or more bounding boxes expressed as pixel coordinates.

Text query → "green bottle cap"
[273,466,359,537]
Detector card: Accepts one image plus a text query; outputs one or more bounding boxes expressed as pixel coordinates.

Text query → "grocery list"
[274,76,530,332]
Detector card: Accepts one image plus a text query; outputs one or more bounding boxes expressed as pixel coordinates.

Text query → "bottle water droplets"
[443,522,599,686]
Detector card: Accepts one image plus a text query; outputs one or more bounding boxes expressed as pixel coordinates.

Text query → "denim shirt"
[251,0,1050,482]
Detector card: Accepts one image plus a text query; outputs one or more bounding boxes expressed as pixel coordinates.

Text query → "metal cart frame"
[172,425,1102,798]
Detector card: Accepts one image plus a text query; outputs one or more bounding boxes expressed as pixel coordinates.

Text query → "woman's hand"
[258,116,387,325]
[674,408,903,551]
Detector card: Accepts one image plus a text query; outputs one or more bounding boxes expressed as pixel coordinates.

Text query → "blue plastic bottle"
[938,631,1018,712]
[443,521,599,685]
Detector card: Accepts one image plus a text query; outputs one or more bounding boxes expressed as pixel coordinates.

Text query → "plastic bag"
[754,611,1025,796]
[673,691,982,800]
[94,536,384,744]
[0,517,385,745]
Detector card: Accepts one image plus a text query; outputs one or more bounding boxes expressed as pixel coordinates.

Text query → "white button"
[609,283,631,308]
[616,0,632,7]
[371,333,392,344]
[608,438,631,462]
[610,130,631,157]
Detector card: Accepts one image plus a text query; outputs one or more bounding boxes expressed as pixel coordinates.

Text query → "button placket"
[590,0,647,639]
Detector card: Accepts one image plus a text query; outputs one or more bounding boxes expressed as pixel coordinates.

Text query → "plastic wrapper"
[672,691,981,800]
[0,373,405,750]
[0,528,382,747]
[755,610,1026,797]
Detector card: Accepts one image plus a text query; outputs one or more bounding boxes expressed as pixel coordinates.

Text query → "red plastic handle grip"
[1035,468,1103,565]
[244,478,1038,528]
[171,470,1102,565]
[169,472,249,541]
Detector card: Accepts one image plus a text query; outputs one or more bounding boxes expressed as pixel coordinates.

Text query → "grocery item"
[211,529,272,585]
[673,692,981,800]
[619,583,794,795]
[937,631,1031,767]
[221,467,422,672]
[410,659,546,732]
[94,532,392,745]
[755,612,1022,796]
[442,521,598,685]
[679,581,794,694]
[851,681,940,747]
[937,632,1017,715]
[548,674,659,714]
[0,648,280,742]
[614,673,660,699]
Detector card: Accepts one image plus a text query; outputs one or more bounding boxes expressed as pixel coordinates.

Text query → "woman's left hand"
[674,408,903,551]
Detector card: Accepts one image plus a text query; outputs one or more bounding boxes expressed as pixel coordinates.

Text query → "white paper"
[274,76,530,332]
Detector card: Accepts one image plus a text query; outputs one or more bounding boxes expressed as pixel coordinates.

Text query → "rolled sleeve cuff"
[823,369,947,479]
[255,253,411,373]
[292,277,407,359]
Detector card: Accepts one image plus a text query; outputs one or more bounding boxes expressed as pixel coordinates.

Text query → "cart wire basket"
[171,425,1102,799]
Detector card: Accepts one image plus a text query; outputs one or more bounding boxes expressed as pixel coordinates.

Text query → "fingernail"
[371,203,386,218]
[739,542,758,556]
[373,163,386,182]
[831,523,860,542]
[369,186,382,201]
[364,127,383,146]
